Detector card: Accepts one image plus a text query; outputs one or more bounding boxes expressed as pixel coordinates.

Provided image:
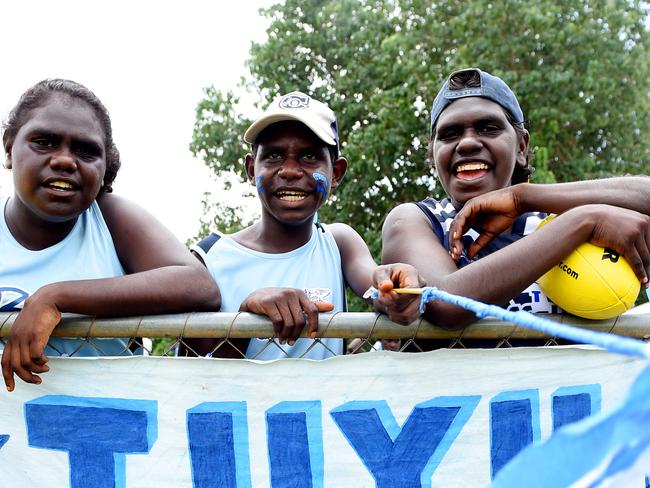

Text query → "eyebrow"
[436,115,506,134]
[259,143,327,154]
[27,127,104,150]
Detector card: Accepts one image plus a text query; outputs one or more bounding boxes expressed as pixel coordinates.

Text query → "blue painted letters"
[266,401,323,488]
[24,395,157,488]
[331,397,480,487]
[187,402,251,488]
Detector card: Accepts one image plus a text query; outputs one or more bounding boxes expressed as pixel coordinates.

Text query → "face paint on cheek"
[312,172,329,202]
[256,175,265,194]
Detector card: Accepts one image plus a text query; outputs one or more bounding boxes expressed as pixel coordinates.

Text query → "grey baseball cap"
[430,68,524,132]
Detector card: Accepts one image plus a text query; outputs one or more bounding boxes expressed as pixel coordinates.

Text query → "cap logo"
[279,93,310,109]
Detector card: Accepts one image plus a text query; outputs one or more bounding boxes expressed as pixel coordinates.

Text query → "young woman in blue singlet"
[1,79,220,390]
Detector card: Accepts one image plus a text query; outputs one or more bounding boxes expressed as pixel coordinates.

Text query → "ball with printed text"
[536,215,641,320]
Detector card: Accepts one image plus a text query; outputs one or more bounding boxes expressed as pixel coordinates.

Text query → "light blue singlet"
[192,223,346,360]
[0,196,132,356]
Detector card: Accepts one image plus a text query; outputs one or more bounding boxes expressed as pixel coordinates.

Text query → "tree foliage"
[191,0,649,252]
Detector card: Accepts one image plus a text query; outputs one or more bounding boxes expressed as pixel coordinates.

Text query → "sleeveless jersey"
[192,223,346,359]
[417,197,561,314]
[0,196,132,356]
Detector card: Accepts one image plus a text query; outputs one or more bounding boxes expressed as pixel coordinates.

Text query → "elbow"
[195,276,221,312]
[198,282,221,312]
[184,264,221,312]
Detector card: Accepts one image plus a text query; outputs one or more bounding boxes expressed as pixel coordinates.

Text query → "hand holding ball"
[536,216,640,319]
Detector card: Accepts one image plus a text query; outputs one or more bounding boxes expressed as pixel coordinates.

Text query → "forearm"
[33,265,220,317]
[424,207,597,328]
[516,177,650,215]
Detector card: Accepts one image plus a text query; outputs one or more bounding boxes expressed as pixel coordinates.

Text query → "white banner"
[0,347,645,487]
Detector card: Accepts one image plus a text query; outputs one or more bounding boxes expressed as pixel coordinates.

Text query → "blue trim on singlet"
[417,197,547,269]
[196,232,222,254]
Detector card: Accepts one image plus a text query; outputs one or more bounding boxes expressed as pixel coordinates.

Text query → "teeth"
[456,163,489,173]
[48,181,73,190]
[277,191,307,201]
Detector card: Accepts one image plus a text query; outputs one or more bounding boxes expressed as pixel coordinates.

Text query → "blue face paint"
[312,172,329,202]
[256,175,265,194]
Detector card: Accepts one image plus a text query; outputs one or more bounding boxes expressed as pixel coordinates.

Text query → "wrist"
[28,285,60,310]
[558,205,601,240]
[512,183,532,213]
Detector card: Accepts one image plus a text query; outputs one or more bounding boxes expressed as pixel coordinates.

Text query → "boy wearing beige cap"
[189,92,423,359]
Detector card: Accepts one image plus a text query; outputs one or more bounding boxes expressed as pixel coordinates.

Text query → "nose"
[277,156,303,180]
[49,147,77,172]
[455,130,482,155]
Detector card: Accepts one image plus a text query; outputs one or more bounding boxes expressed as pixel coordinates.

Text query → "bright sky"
[0,0,272,241]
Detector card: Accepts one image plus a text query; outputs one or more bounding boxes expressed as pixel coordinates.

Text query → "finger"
[274,301,296,344]
[389,299,423,326]
[315,301,334,312]
[394,267,423,289]
[265,304,286,337]
[286,297,308,345]
[308,301,333,338]
[633,234,650,285]
[378,289,407,309]
[10,341,39,385]
[1,346,15,392]
[29,338,50,373]
[372,266,392,290]
[17,340,41,385]
[623,243,645,284]
[385,294,420,324]
[378,280,394,294]
[467,232,497,259]
[448,222,464,259]
[639,230,650,287]
[300,297,320,340]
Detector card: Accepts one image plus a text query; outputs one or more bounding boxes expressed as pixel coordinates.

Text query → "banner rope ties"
[366,286,650,359]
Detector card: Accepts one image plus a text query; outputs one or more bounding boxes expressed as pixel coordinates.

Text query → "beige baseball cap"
[244,91,339,155]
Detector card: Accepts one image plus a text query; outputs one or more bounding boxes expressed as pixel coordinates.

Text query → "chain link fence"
[2,310,650,359]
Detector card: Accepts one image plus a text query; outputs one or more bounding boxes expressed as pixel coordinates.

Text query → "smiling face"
[6,95,106,225]
[432,97,528,209]
[245,121,346,227]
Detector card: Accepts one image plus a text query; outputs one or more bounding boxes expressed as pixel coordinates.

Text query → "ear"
[3,148,11,170]
[244,153,255,185]
[3,135,12,169]
[516,128,530,168]
[330,157,348,190]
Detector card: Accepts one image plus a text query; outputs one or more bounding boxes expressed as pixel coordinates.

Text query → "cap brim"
[244,113,336,146]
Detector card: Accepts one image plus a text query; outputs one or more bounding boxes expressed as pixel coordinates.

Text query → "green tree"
[191,0,650,256]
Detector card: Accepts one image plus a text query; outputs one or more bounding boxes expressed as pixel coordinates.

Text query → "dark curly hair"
[429,69,533,185]
[2,79,121,193]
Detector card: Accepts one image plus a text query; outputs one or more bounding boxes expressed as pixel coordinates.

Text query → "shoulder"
[385,201,429,224]
[95,192,193,270]
[327,222,370,257]
[383,201,441,240]
[96,192,151,228]
[328,222,360,245]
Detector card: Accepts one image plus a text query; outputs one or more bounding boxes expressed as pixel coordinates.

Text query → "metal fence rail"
[2,312,650,339]
[2,311,649,358]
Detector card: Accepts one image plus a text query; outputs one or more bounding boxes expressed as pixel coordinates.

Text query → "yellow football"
[536,216,641,319]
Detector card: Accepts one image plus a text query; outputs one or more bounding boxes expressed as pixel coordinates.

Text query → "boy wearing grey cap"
[190,92,424,359]
[383,67,650,331]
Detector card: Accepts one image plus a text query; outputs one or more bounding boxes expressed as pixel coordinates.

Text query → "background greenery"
[189,0,650,308]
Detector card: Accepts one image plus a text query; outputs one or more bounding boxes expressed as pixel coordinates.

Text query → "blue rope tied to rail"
[368,286,650,359]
